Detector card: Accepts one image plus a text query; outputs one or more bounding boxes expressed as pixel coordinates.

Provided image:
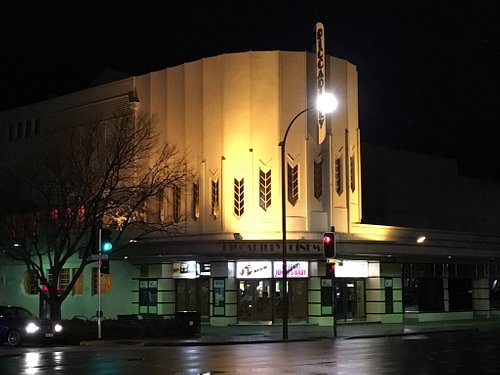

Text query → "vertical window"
[172,185,181,223]
[157,189,165,222]
[25,120,32,138]
[287,163,299,206]
[59,269,71,291]
[350,155,356,192]
[211,179,219,218]
[259,168,271,211]
[72,268,84,295]
[17,122,23,138]
[47,268,71,293]
[335,157,343,196]
[23,271,38,295]
[192,180,200,221]
[139,280,158,307]
[34,118,40,135]
[9,124,14,141]
[314,158,323,200]
[234,178,244,217]
[92,268,112,295]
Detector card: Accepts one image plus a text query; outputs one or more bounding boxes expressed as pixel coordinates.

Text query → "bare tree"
[0,112,190,320]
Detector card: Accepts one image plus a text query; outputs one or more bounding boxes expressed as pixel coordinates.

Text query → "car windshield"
[0,306,38,320]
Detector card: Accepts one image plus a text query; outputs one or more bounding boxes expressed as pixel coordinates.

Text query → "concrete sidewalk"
[80,319,500,347]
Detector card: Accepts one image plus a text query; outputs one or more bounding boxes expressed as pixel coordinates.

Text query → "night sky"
[1,1,498,180]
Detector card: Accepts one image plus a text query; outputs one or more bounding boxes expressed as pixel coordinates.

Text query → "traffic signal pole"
[323,227,338,338]
[332,264,337,337]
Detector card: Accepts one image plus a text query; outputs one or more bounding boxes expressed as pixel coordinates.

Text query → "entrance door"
[176,278,210,321]
[335,278,366,321]
[288,279,308,322]
[238,280,272,322]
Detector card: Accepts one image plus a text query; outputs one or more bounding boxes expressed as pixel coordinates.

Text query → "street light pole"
[279,93,337,341]
[280,107,311,341]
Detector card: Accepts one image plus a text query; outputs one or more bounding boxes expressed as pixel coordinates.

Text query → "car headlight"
[54,324,63,333]
[26,322,40,334]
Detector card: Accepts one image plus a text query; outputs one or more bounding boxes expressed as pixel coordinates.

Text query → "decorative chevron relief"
[211,178,219,219]
[314,157,323,200]
[259,168,272,211]
[192,180,200,221]
[335,156,343,196]
[287,162,299,206]
[234,178,244,217]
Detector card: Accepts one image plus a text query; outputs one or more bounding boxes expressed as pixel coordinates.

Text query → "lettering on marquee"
[223,242,322,255]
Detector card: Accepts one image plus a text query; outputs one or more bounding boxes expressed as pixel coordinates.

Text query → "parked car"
[0,305,63,346]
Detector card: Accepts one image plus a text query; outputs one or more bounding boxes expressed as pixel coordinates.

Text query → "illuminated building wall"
[134,51,361,238]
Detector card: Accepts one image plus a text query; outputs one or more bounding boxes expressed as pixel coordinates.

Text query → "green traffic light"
[100,228,113,253]
[102,242,112,252]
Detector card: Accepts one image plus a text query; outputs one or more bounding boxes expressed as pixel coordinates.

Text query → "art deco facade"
[1,51,499,326]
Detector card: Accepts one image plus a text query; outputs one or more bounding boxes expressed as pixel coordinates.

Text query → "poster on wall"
[273,261,309,278]
[236,261,272,279]
[173,261,198,279]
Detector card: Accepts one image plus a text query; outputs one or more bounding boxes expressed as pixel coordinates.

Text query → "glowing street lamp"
[279,92,337,340]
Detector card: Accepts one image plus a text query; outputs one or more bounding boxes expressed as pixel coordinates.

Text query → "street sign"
[326,258,343,264]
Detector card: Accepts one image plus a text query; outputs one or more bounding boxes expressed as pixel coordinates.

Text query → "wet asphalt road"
[1,329,500,374]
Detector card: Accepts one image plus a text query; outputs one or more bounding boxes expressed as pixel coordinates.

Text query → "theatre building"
[1,51,500,326]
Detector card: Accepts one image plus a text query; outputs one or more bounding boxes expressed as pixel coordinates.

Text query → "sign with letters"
[316,21,326,144]
[273,261,309,278]
[236,261,272,279]
[173,261,198,279]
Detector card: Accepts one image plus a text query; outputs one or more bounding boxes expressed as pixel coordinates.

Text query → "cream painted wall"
[1,51,361,240]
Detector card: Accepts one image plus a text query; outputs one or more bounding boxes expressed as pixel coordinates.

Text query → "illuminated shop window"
[211,178,219,218]
[192,180,200,221]
[287,163,299,206]
[91,268,112,295]
[350,155,356,192]
[234,178,244,217]
[259,168,271,211]
[335,157,343,196]
[314,158,323,200]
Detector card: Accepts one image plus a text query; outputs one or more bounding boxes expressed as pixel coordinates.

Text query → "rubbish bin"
[175,311,201,337]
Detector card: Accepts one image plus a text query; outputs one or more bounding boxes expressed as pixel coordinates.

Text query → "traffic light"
[326,263,335,278]
[323,232,336,258]
[90,227,99,255]
[100,257,110,274]
[100,228,113,253]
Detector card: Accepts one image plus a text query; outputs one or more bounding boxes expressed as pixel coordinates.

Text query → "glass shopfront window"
[321,278,366,321]
[236,261,309,323]
[176,278,210,321]
[448,278,472,311]
[239,279,272,322]
[403,278,444,313]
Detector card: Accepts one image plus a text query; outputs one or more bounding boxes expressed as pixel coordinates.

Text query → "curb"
[342,327,478,340]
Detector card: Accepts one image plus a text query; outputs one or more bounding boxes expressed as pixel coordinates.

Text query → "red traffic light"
[323,232,336,258]
[100,257,110,274]
[326,263,335,277]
